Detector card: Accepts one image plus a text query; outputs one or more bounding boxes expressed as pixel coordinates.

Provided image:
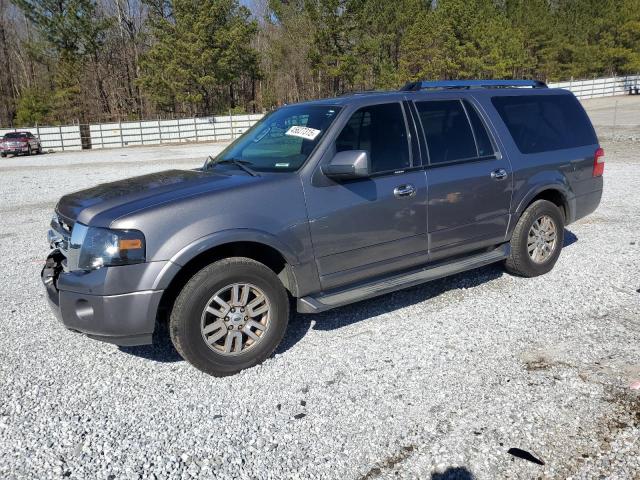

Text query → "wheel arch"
[156,233,301,328]
[515,185,571,223]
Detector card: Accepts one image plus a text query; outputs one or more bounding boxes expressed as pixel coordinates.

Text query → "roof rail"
[400,80,548,91]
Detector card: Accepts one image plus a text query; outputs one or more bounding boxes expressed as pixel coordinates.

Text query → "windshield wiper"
[206,157,260,177]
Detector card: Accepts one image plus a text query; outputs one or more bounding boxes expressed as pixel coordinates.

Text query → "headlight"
[71,224,146,270]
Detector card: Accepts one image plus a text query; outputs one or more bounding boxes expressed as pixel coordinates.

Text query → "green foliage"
[12,0,111,122]
[15,88,52,126]
[400,0,529,80]
[13,0,110,57]
[5,0,640,125]
[139,0,259,114]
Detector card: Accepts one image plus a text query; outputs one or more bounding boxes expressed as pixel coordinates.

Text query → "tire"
[0,153,5,158]
[505,199,564,277]
[26,145,32,156]
[169,257,290,377]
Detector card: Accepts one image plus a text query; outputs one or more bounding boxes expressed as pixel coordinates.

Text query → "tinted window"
[463,101,494,157]
[415,100,477,164]
[491,94,597,154]
[336,103,410,173]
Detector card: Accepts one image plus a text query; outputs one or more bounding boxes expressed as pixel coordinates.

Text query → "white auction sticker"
[285,126,321,141]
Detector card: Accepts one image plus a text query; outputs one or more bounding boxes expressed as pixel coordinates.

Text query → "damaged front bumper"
[41,249,164,346]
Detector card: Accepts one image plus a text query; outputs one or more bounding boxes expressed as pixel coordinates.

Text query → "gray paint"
[44,87,603,345]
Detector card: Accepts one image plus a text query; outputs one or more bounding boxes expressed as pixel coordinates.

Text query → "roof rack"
[400,80,548,91]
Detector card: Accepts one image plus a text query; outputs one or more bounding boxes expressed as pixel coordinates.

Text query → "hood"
[56,169,259,227]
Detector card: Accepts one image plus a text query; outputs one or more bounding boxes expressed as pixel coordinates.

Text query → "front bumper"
[42,250,165,346]
[1,147,29,154]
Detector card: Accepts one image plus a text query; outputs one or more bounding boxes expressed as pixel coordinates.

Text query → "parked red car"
[1,131,43,157]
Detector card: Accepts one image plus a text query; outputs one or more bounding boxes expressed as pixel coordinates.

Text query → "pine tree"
[139,0,259,114]
[13,0,110,121]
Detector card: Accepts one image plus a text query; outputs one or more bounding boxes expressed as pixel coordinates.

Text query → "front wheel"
[505,199,565,277]
[169,257,290,377]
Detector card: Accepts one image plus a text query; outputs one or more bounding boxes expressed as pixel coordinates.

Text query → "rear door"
[305,100,429,290]
[412,97,512,260]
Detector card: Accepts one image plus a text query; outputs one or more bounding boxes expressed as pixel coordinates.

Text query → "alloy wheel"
[527,214,558,264]
[200,283,271,355]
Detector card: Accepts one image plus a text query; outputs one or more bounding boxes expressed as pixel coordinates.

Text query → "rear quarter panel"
[473,89,602,231]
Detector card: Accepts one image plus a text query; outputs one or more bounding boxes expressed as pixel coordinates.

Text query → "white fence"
[548,74,640,99]
[2,74,639,152]
[0,125,82,151]
[0,113,264,152]
[89,113,264,149]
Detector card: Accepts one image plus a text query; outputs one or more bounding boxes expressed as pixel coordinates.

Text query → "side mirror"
[322,150,370,180]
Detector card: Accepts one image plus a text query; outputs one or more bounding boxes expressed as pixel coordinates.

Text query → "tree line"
[0,0,638,127]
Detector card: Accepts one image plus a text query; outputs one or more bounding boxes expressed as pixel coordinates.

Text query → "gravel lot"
[0,98,639,480]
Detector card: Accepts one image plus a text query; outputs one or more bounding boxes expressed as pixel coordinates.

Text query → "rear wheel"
[505,199,564,277]
[169,257,290,377]
[26,145,32,156]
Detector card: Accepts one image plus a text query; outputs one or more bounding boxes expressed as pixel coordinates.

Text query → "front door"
[305,101,428,290]
[413,98,513,260]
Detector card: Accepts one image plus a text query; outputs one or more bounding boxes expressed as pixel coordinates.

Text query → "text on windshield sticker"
[285,126,321,141]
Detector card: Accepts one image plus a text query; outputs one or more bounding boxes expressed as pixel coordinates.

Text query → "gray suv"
[42,80,604,376]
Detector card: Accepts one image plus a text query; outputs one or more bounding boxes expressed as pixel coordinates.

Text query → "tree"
[14,87,51,125]
[12,0,111,121]
[139,0,260,115]
[0,0,17,124]
[400,0,528,81]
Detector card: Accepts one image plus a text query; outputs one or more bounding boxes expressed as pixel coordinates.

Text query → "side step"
[297,243,510,313]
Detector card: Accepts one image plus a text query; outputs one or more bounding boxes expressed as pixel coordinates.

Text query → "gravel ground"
[0,101,639,479]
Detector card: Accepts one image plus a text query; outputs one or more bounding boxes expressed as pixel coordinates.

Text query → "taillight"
[593,147,604,177]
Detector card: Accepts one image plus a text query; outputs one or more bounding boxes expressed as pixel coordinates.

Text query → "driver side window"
[335,103,410,174]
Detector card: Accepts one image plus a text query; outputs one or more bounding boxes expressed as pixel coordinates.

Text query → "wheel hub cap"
[527,214,558,264]
[200,283,270,356]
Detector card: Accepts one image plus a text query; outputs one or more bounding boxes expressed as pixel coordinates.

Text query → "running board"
[297,243,509,313]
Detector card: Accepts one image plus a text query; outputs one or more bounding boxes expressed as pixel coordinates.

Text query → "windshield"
[212,104,341,172]
[3,133,28,139]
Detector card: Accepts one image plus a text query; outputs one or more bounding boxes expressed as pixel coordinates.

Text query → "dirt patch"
[359,445,416,479]
[521,351,573,372]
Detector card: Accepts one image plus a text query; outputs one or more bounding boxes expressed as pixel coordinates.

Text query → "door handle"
[394,184,416,198]
[490,168,508,181]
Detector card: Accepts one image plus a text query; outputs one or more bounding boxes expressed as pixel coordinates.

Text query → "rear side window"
[335,103,410,173]
[463,101,494,157]
[491,94,597,154]
[415,100,477,164]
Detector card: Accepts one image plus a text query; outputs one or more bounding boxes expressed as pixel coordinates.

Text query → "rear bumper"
[569,187,603,224]
[42,251,162,346]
